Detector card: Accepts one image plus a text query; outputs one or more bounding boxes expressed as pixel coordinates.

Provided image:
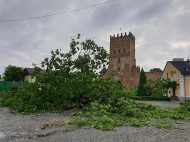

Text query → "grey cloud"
[134,1,170,21]
[0,0,190,75]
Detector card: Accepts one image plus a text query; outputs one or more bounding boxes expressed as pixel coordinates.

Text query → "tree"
[7,34,125,113]
[149,68,162,72]
[3,65,24,82]
[33,34,110,103]
[137,68,147,96]
[146,78,176,97]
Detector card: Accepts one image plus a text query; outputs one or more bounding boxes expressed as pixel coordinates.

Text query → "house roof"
[24,68,33,75]
[24,68,46,76]
[168,61,190,74]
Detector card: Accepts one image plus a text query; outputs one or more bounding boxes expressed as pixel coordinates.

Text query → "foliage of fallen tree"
[69,98,190,130]
[0,34,125,113]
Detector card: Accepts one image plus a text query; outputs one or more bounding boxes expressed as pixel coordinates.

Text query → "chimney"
[173,58,184,61]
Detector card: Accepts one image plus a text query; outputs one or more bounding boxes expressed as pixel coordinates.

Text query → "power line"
[0,0,117,23]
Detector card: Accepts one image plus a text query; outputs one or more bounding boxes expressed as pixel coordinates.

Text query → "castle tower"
[104,32,140,89]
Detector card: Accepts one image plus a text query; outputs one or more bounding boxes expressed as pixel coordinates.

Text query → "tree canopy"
[149,68,162,72]
[137,68,147,96]
[3,65,24,82]
[38,34,109,75]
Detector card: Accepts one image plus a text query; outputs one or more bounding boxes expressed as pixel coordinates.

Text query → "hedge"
[138,96,171,101]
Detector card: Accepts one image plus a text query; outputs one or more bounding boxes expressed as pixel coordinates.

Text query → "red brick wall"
[145,72,162,80]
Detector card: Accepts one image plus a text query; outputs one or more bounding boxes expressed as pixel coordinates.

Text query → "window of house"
[124,49,125,52]
[114,50,116,53]
[167,73,168,78]
[118,67,120,72]
[171,71,173,77]
[118,50,120,53]
[118,58,120,63]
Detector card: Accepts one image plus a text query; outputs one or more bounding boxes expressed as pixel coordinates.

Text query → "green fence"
[0,81,28,92]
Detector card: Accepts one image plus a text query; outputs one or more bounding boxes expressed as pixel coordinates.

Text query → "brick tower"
[104,32,140,89]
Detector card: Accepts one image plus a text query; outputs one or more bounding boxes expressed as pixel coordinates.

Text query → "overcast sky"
[0,0,190,75]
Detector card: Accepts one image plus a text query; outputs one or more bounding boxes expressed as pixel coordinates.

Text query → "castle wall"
[145,72,162,81]
[104,32,140,90]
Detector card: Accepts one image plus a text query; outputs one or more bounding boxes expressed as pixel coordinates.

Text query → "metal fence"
[0,81,28,92]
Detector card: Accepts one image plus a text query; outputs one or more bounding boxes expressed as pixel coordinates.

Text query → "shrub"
[140,96,171,101]
[147,78,176,97]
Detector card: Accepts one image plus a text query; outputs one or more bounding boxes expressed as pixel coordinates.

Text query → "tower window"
[114,50,116,53]
[118,67,120,72]
[118,58,120,63]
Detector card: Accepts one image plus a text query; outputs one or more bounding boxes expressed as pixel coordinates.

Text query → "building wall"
[24,75,36,83]
[162,63,181,79]
[167,79,181,97]
[161,62,190,98]
[161,63,181,96]
[184,74,190,97]
[175,79,181,96]
[145,72,162,80]
[104,32,164,90]
[104,32,140,90]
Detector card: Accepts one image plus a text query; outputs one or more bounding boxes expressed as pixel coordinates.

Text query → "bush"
[146,78,176,97]
[139,96,171,101]
[124,87,170,101]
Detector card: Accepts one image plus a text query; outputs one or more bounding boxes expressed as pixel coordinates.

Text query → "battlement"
[110,32,135,40]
